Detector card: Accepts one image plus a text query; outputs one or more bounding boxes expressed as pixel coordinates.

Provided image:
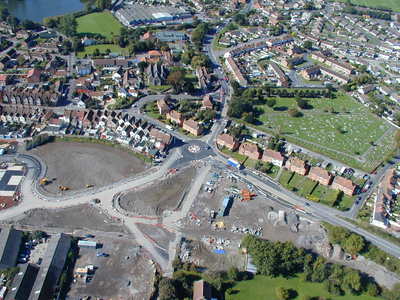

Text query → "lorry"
[227,158,242,170]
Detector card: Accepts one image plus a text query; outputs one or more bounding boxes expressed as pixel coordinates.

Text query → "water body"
[7,0,85,22]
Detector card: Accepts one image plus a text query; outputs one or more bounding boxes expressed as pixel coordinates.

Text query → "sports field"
[226,275,381,300]
[77,44,129,58]
[337,0,400,11]
[249,93,397,171]
[76,12,123,39]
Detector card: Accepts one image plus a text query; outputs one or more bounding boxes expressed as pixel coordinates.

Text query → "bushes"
[324,223,400,276]
[25,134,54,150]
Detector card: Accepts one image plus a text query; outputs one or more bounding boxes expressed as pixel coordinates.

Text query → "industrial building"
[0,227,22,270]
[114,3,192,26]
[29,233,71,300]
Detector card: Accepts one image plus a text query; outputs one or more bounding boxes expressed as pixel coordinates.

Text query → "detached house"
[183,119,202,136]
[157,97,170,115]
[202,95,213,110]
[150,128,172,151]
[308,167,333,186]
[332,176,357,196]
[216,133,239,151]
[262,149,285,167]
[286,157,308,175]
[239,142,261,160]
[166,110,183,126]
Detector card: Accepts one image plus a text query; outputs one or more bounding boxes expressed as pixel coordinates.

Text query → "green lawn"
[249,93,397,172]
[77,44,129,58]
[336,0,400,12]
[76,12,123,39]
[278,170,354,210]
[226,275,381,300]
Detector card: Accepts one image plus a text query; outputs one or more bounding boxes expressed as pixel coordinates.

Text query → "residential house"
[0,74,11,86]
[286,157,308,175]
[193,280,212,300]
[332,176,357,196]
[308,167,333,186]
[183,119,203,136]
[149,128,172,151]
[225,55,248,86]
[25,69,41,83]
[202,94,213,110]
[216,133,239,151]
[157,97,170,115]
[261,149,285,167]
[166,110,183,126]
[239,142,261,160]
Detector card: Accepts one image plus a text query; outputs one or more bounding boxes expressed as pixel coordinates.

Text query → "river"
[7,0,85,22]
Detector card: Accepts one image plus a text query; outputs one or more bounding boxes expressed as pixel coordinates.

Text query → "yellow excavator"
[39,178,49,185]
[58,185,69,191]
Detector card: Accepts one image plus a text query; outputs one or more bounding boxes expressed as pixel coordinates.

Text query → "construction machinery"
[241,189,257,201]
[86,184,94,188]
[58,185,69,191]
[39,178,49,185]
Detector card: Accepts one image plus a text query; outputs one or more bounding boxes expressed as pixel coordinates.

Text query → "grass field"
[226,275,381,300]
[336,0,400,12]
[279,170,354,210]
[77,44,129,58]
[76,12,123,39]
[248,93,397,172]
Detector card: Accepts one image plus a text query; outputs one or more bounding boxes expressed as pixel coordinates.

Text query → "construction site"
[31,142,149,194]
[176,167,328,270]
[118,166,197,216]
[67,235,156,300]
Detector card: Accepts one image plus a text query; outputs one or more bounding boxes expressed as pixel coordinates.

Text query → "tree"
[0,8,10,21]
[311,257,328,282]
[276,287,290,300]
[158,278,177,300]
[326,226,350,245]
[266,99,276,107]
[366,282,379,297]
[138,61,148,73]
[191,54,211,68]
[227,266,240,281]
[296,98,308,109]
[96,0,112,10]
[167,70,186,93]
[288,108,302,117]
[303,41,313,49]
[58,14,77,36]
[343,234,365,255]
[342,269,362,293]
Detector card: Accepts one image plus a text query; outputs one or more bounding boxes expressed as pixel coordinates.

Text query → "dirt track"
[31,142,148,193]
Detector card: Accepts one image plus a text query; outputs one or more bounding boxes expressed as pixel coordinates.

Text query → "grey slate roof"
[0,227,22,270]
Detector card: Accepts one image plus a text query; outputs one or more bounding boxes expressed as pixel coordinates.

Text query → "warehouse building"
[114,3,191,26]
[0,227,22,270]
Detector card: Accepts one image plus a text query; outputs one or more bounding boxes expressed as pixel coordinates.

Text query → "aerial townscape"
[0,0,400,299]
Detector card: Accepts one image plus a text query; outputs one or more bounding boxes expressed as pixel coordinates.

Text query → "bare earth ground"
[119,167,196,216]
[9,204,127,233]
[30,142,148,193]
[137,223,175,252]
[68,237,156,299]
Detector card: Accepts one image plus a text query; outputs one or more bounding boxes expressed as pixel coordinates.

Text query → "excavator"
[39,178,49,185]
[58,185,69,191]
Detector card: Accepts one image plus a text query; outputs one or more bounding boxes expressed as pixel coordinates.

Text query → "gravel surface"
[31,142,148,193]
[119,167,196,216]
